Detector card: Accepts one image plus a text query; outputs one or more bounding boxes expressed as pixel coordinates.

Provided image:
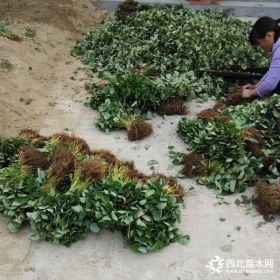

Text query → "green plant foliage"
[72,6,268,134]
[178,118,245,161]
[0,20,20,41]
[73,7,268,75]
[86,176,188,252]
[0,132,187,251]
[0,164,45,232]
[177,95,280,194]
[115,0,151,21]
[27,189,89,246]
[0,20,8,34]
[24,26,37,38]
[0,58,13,70]
[0,136,29,169]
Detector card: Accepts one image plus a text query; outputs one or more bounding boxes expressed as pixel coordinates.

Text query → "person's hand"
[242,84,255,90]
[241,88,257,98]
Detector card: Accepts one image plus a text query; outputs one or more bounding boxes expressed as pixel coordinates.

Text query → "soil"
[0,0,108,136]
[1,3,280,280]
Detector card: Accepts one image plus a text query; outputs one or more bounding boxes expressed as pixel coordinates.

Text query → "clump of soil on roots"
[254,181,280,215]
[127,119,153,141]
[19,146,49,172]
[156,100,187,116]
[183,151,209,177]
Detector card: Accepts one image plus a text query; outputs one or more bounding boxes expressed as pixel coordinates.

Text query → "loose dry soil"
[0,1,279,280]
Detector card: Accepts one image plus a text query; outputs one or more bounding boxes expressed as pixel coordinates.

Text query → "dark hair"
[249,17,280,45]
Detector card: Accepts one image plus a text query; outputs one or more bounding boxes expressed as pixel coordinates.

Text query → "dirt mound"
[0,0,107,37]
[0,0,108,137]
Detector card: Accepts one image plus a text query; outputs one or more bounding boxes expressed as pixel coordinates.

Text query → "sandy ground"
[0,1,280,280]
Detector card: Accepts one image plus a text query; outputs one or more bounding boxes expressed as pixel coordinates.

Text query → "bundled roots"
[127,119,153,141]
[78,160,107,183]
[19,146,49,172]
[19,128,47,147]
[51,133,91,154]
[156,100,187,116]
[197,109,220,121]
[120,160,148,181]
[254,181,280,215]
[91,149,118,166]
[183,151,209,177]
[241,128,265,157]
[49,145,76,190]
[225,89,256,106]
[241,127,264,144]
[197,108,232,123]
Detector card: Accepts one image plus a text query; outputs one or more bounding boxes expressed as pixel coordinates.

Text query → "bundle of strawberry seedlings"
[176,94,280,216]
[0,129,189,251]
[72,4,268,139]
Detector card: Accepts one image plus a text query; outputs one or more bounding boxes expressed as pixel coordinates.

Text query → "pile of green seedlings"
[176,94,280,216]
[0,129,189,252]
[72,4,269,138]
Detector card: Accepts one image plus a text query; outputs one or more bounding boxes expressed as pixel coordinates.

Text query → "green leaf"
[220,244,232,252]
[147,160,159,166]
[72,205,83,213]
[90,223,100,233]
[177,235,190,245]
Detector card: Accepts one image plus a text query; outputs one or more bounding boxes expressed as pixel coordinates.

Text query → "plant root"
[254,181,280,215]
[157,100,187,116]
[196,109,232,123]
[91,149,118,166]
[127,119,153,141]
[19,128,47,147]
[225,89,256,106]
[51,133,90,154]
[213,102,227,111]
[153,173,185,198]
[78,160,107,183]
[49,145,76,190]
[183,151,209,177]
[19,146,49,172]
[241,128,265,157]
